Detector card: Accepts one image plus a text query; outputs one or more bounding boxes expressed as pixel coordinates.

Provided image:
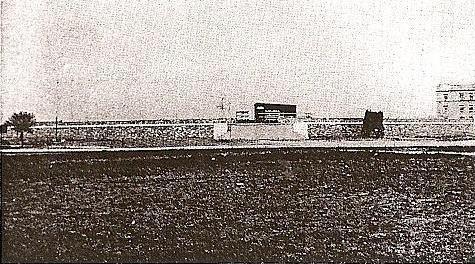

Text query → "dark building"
[254,103,297,123]
[0,123,7,134]
[361,110,384,138]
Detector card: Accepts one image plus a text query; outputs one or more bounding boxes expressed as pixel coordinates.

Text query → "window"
[460,92,465,99]
[470,93,474,100]
[443,94,448,100]
[442,105,449,113]
[460,106,465,113]
[469,105,474,113]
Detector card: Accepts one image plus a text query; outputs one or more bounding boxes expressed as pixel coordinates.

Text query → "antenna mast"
[217,97,225,120]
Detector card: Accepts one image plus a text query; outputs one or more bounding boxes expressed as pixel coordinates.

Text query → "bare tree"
[7,112,36,147]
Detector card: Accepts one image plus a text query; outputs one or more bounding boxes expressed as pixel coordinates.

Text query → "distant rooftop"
[437,83,475,92]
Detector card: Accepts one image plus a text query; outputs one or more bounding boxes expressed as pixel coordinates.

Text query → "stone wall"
[307,120,475,140]
[384,122,475,139]
[2,120,475,147]
[3,124,215,147]
[308,123,362,140]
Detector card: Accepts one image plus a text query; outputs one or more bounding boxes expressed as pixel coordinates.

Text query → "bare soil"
[2,148,475,262]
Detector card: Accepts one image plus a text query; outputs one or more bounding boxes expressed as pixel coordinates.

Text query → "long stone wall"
[306,120,475,140]
[3,124,214,147]
[384,121,475,139]
[2,119,475,147]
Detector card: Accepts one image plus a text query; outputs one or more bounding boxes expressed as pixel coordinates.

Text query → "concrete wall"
[214,123,309,140]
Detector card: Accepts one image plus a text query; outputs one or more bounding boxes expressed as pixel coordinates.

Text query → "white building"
[436,84,475,120]
[235,111,251,123]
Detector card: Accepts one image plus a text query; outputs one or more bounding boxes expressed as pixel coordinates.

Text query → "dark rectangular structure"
[0,124,7,133]
[361,110,384,138]
[254,103,297,122]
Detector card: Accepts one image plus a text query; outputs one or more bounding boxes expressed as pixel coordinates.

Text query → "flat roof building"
[436,84,475,120]
[254,103,297,123]
[235,110,251,123]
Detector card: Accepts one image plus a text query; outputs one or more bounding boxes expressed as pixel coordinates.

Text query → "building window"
[470,93,474,100]
[460,92,465,99]
[460,106,465,113]
[443,94,448,101]
[469,106,474,113]
[443,105,448,112]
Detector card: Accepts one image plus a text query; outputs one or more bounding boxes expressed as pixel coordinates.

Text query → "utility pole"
[227,100,231,123]
[55,116,58,142]
[216,97,232,121]
[217,97,233,139]
[217,97,226,121]
[0,0,4,124]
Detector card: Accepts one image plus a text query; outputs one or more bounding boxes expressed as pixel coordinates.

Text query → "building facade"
[235,111,251,123]
[436,84,475,120]
[254,103,297,123]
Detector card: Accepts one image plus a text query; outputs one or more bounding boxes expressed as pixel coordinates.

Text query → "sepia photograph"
[1,0,475,262]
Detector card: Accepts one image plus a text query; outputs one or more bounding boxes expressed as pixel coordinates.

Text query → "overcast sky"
[1,0,475,121]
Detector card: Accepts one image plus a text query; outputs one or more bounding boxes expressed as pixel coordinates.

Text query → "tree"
[7,112,36,147]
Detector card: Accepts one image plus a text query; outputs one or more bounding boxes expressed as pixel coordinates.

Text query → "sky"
[1,0,475,121]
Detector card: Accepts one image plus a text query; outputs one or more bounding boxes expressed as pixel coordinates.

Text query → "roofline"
[254,102,297,106]
[438,83,475,86]
[436,89,475,93]
[437,83,475,92]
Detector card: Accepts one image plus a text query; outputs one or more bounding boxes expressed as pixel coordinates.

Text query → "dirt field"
[2,148,475,262]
